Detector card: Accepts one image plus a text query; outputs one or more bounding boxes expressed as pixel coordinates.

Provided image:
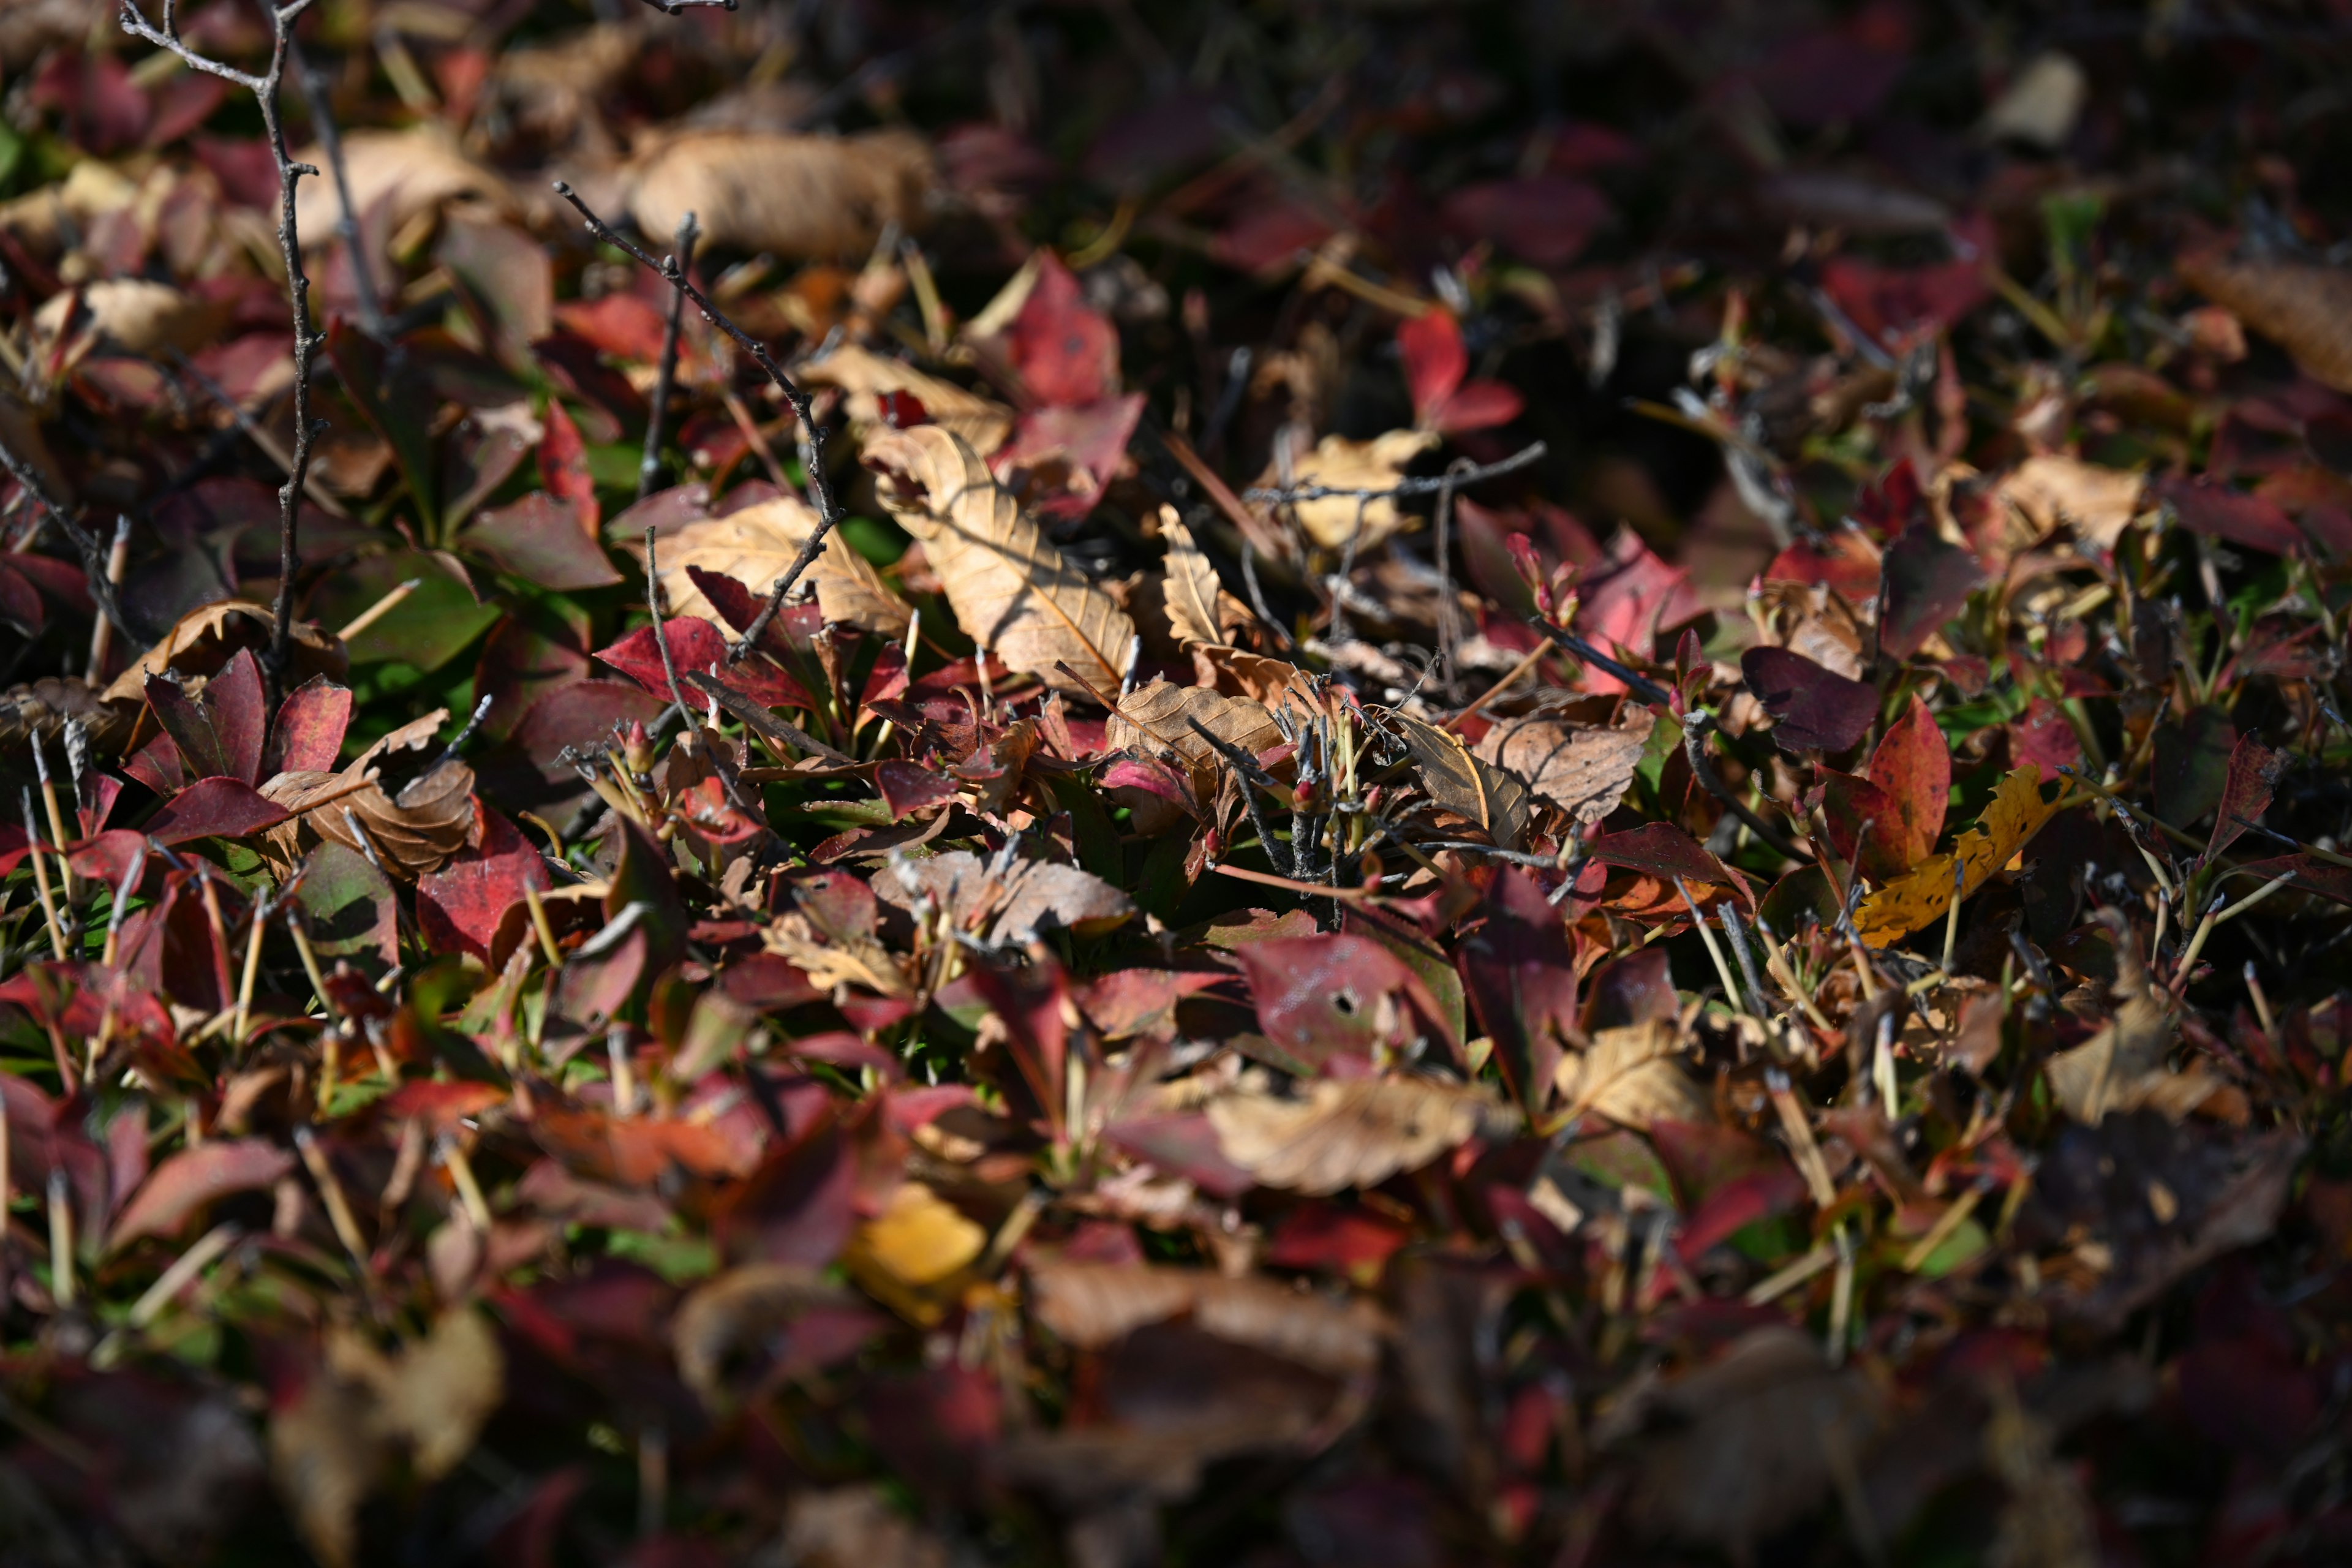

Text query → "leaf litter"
[0,4,2350,1566]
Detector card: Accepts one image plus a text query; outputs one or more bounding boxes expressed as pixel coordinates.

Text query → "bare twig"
[638,211,699,502]
[1681,709,1808,862]
[0,435,131,638]
[1529,620,1676,706]
[551,183,841,661]
[287,34,385,339]
[1185,717,1292,876]
[121,0,329,715]
[643,527,683,706]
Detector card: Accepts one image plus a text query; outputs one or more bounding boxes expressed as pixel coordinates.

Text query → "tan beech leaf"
[1271,429,1439,550]
[1553,1018,1707,1129]
[268,1370,385,1568]
[625,129,933,260]
[802,343,1013,456]
[1207,1074,1506,1196]
[369,1311,505,1482]
[2043,935,2215,1123]
[865,426,1134,695]
[1106,677,1283,784]
[33,278,228,357]
[1392,712,1531,850]
[662,496,911,637]
[293,126,513,249]
[1476,707,1656,828]
[1029,1261,1385,1378]
[872,849,1134,944]
[764,911,914,997]
[1158,508,1253,648]
[2179,252,2352,394]
[263,711,475,880]
[1999,455,2146,550]
[104,601,347,706]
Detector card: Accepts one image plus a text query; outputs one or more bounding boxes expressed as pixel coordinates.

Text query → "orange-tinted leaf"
[1865,693,1950,869]
[110,1138,293,1245]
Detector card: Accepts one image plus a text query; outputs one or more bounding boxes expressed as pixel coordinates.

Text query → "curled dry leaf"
[1207,1074,1507,1195]
[2179,252,2352,394]
[662,495,911,638]
[2045,937,2215,1123]
[1475,706,1654,829]
[766,911,916,997]
[875,849,1134,944]
[268,1369,383,1568]
[103,601,348,707]
[1390,712,1532,850]
[1156,510,1254,649]
[327,1310,505,1481]
[625,129,934,260]
[1552,1017,1708,1129]
[1028,1260,1387,1378]
[263,710,475,880]
[1270,429,1440,551]
[674,1264,863,1409]
[1999,454,2146,551]
[865,426,1133,696]
[803,343,1014,456]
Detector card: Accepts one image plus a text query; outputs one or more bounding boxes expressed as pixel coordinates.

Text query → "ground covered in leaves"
[2,1,2351,1564]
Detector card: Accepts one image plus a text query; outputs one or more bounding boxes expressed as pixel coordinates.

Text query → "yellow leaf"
[1853,765,2062,946]
[1273,429,1439,550]
[846,1183,986,1323]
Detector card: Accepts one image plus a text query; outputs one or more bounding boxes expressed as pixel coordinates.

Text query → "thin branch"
[551,182,841,661]
[288,34,386,339]
[1681,708,1808,862]
[1529,620,1676,707]
[1242,439,1546,506]
[638,211,699,502]
[1185,716,1292,876]
[0,434,132,638]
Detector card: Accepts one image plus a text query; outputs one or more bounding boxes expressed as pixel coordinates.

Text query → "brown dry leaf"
[625,129,933,260]
[103,601,348,707]
[1193,646,1321,712]
[265,712,475,881]
[764,911,915,997]
[662,496,912,638]
[292,126,514,249]
[1749,580,1869,680]
[1271,429,1439,551]
[803,343,1014,456]
[845,1182,988,1324]
[2179,252,2352,393]
[1156,509,1254,648]
[1553,1017,1708,1129]
[2044,939,2216,1123]
[674,1264,855,1409]
[1391,712,1532,850]
[1106,677,1283,788]
[1855,765,2062,945]
[1028,1261,1386,1378]
[33,278,228,357]
[784,1487,960,1568]
[1627,1327,1888,1558]
[1476,706,1655,828]
[268,1370,384,1568]
[865,426,1134,695]
[1999,455,2147,551]
[368,1311,505,1482]
[1207,1074,1506,1195]
[875,850,1134,944]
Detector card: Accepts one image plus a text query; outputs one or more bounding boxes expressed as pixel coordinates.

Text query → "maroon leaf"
[596,616,813,710]
[461,491,623,591]
[144,647,268,784]
[2207,736,2290,860]
[110,1139,293,1245]
[263,676,353,776]
[1741,646,1879,753]
[1818,770,1907,883]
[418,802,551,960]
[1458,869,1576,1118]
[965,955,1071,1129]
[1877,523,1982,660]
[141,776,290,844]
[1229,934,1443,1074]
[1588,822,1744,903]
[2157,477,2305,556]
[876,761,960,821]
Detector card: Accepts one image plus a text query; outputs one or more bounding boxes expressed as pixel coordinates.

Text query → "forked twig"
[551,182,842,661]
[119,0,327,714]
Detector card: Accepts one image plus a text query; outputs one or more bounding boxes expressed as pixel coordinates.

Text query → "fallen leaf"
[624,128,933,260]
[1552,1017,1707,1129]
[1474,706,1653,827]
[1156,510,1253,649]
[801,342,1014,455]
[1271,429,1440,551]
[865,425,1134,696]
[1105,677,1283,794]
[2180,252,2352,394]
[1208,1074,1504,1194]
[1854,764,2063,944]
[1028,1260,1386,1377]
[1391,712,1531,850]
[661,496,912,638]
[1999,454,2146,550]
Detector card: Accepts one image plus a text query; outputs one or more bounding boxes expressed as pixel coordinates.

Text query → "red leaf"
[1866,694,1951,869]
[1459,868,1576,1118]
[876,761,960,821]
[379,1080,506,1129]
[2010,698,2082,778]
[1440,175,1611,266]
[538,398,600,534]
[2207,735,2290,860]
[712,1111,858,1264]
[1740,646,1879,753]
[462,491,622,591]
[140,776,290,843]
[1398,310,1469,428]
[552,295,668,363]
[1433,379,1525,435]
[145,647,267,783]
[110,1139,293,1245]
[2157,477,2304,556]
[595,616,812,709]
[1877,522,1983,660]
[263,676,353,776]
[1230,934,1443,1074]
[1818,771,1908,883]
[1006,251,1120,407]
[418,802,552,960]
[1588,822,1751,908]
